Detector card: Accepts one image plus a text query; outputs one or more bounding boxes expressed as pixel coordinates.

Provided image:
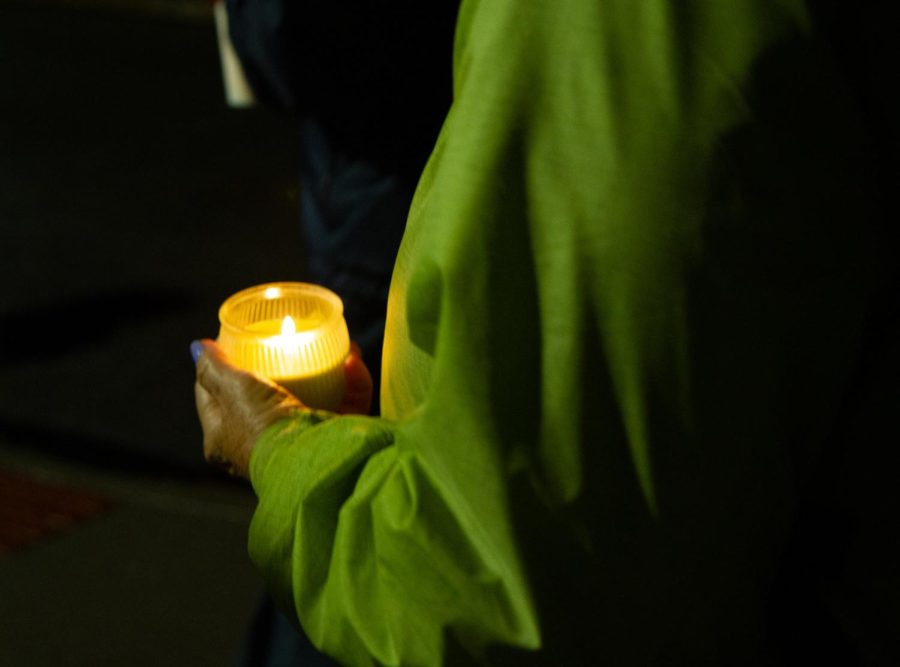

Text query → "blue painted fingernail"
[190,340,204,365]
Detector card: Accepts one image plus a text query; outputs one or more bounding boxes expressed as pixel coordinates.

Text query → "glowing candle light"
[217,282,350,411]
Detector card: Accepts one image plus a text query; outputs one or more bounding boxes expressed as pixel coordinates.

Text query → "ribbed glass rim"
[218,282,344,339]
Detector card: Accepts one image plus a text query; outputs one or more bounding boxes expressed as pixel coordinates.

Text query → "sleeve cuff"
[249,409,334,494]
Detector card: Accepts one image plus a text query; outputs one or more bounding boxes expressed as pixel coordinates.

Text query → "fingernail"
[190,340,204,365]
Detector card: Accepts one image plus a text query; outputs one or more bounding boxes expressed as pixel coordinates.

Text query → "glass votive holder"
[217,282,350,411]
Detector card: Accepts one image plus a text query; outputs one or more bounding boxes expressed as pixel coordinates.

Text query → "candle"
[217,282,350,411]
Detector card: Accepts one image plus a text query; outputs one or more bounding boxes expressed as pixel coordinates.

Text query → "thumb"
[194,338,242,397]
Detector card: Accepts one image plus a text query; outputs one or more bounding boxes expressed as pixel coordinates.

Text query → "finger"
[197,338,230,364]
[195,339,223,394]
[341,346,373,415]
[194,380,214,423]
[195,338,251,396]
[192,338,230,366]
[194,381,221,435]
[194,381,223,458]
[204,445,237,477]
[341,390,372,416]
[344,353,373,397]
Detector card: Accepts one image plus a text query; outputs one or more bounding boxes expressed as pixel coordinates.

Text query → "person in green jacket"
[193,1,898,664]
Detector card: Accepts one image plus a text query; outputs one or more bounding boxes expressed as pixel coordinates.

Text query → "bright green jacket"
[247,1,895,665]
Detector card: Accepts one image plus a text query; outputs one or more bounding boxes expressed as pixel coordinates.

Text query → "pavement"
[0,2,309,664]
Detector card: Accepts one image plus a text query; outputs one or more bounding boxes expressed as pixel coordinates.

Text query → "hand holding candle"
[192,283,372,478]
[194,340,303,477]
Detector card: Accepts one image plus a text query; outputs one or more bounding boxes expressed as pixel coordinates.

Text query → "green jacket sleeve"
[249,411,539,666]
[247,1,890,665]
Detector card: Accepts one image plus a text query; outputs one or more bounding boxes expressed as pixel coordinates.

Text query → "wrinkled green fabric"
[247,1,895,665]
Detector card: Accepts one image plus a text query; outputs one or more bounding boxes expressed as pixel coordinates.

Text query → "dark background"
[0,1,308,663]
[0,1,306,470]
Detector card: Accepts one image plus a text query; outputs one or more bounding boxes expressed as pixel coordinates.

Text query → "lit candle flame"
[263,314,312,348]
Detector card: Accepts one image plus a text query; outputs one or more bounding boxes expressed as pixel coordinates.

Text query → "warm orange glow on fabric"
[217,283,350,411]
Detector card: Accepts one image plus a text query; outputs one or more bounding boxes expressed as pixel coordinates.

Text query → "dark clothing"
[226,0,458,183]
